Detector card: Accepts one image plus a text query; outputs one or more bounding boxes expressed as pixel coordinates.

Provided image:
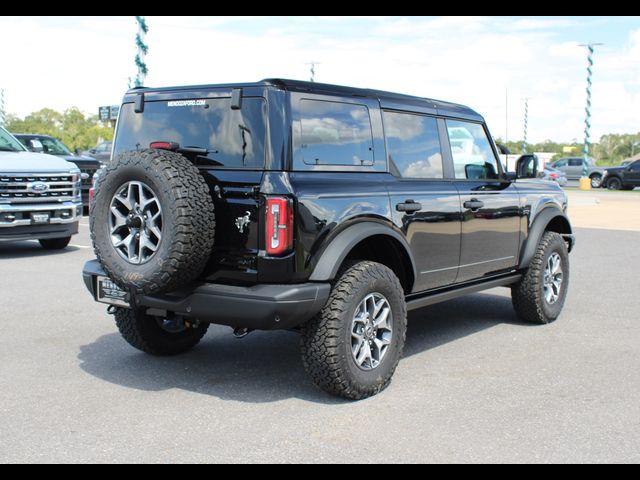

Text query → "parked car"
[83,141,112,162]
[0,127,82,249]
[14,134,102,209]
[600,159,640,190]
[549,157,605,188]
[83,79,574,400]
[542,166,568,186]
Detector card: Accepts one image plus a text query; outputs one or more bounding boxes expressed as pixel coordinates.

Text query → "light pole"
[0,88,5,127]
[134,16,149,87]
[579,42,603,177]
[305,62,321,82]
[522,97,529,154]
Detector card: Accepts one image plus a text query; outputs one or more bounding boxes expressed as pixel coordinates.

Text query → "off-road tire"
[301,261,407,400]
[512,231,570,325]
[114,307,209,356]
[91,149,215,295]
[39,237,71,250]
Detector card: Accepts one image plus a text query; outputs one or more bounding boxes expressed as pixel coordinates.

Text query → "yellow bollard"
[579,177,592,190]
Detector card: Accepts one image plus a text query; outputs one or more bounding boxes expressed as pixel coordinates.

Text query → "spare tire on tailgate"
[90,149,216,295]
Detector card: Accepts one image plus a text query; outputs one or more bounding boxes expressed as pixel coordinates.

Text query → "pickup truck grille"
[0,174,77,204]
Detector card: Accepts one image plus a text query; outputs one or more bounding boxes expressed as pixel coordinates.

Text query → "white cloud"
[0,16,638,146]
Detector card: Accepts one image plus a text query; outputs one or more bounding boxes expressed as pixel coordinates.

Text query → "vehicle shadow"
[0,241,81,259]
[78,292,526,405]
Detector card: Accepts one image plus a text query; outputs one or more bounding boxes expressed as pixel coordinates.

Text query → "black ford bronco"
[83,79,574,400]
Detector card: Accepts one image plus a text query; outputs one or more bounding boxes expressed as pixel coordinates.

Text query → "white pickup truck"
[0,126,83,249]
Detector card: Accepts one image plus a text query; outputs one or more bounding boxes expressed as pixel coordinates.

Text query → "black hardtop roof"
[126,78,483,121]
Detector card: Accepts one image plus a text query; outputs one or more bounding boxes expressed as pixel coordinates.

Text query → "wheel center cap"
[127,215,144,229]
[365,325,374,338]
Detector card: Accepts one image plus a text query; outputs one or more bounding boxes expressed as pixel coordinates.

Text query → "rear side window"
[383,111,443,179]
[568,158,583,167]
[114,97,266,169]
[294,99,374,166]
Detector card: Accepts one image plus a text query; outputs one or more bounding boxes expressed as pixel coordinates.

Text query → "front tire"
[301,261,407,400]
[114,307,209,356]
[590,174,602,188]
[39,237,71,250]
[512,232,570,325]
[607,177,622,190]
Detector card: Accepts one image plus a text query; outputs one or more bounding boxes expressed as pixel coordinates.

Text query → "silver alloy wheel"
[109,181,163,265]
[543,252,563,304]
[351,293,393,371]
[591,175,601,188]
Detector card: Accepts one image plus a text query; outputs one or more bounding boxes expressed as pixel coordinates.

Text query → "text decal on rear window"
[167,100,207,107]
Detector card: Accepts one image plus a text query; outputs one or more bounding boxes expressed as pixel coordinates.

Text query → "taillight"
[265,197,293,256]
[89,187,95,207]
[550,173,558,179]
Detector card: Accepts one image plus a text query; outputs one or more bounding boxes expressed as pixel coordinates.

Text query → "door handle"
[396,200,422,213]
[463,199,485,211]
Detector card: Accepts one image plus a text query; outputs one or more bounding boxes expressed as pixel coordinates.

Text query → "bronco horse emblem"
[235,211,251,233]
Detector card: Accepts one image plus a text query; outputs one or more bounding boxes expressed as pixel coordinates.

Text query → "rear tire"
[512,232,569,325]
[301,261,407,400]
[39,237,71,250]
[114,307,209,356]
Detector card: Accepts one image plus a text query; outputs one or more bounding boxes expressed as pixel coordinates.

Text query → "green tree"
[5,107,113,151]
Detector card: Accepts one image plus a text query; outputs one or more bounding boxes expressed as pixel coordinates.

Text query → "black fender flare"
[309,222,417,284]
[519,208,574,269]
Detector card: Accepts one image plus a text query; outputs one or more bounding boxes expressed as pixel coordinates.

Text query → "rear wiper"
[149,142,217,155]
[177,145,218,155]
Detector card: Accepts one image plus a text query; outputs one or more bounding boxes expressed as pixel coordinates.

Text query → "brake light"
[89,187,95,207]
[550,173,558,179]
[266,197,293,256]
[149,141,179,151]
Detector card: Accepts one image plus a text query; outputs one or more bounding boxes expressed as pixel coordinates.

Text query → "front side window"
[554,159,568,168]
[114,97,266,169]
[631,160,640,171]
[569,158,583,167]
[383,111,443,179]
[39,137,71,155]
[294,99,374,166]
[446,120,500,180]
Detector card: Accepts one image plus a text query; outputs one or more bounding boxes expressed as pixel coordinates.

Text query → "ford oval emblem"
[29,182,49,193]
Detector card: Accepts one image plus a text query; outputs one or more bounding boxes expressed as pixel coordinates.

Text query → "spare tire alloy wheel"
[110,181,162,265]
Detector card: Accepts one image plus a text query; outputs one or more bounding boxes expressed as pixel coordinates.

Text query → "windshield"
[38,137,72,155]
[114,97,266,169]
[0,128,27,152]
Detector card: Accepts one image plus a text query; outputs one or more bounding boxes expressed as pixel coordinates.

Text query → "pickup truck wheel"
[606,177,622,190]
[91,149,215,295]
[39,237,71,250]
[590,174,602,188]
[114,307,209,356]
[511,232,569,325]
[301,261,407,400]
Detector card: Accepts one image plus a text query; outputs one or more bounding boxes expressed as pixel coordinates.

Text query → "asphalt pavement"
[0,219,639,463]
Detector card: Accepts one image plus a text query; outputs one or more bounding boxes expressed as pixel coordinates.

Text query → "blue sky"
[1,16,639,143]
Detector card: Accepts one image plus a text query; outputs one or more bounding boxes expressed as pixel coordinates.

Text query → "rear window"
[114,97,266,169]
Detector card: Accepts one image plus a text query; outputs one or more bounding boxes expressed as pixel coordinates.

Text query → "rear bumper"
[82,260,331,330]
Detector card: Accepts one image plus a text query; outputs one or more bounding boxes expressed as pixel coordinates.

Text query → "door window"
[383,111,443,179]
[446,120,500,180]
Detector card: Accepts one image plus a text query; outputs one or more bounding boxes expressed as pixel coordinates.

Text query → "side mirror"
[516,155,538,179]
[89,149,97,154]
[74,148,82,156]
[28,139,44,153]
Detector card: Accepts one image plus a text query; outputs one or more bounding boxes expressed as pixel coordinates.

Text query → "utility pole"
[134,16,149,87]
[579,43,603,177]
[522,97,529,154]
[0,88,5,127]
[305,62,321,82]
